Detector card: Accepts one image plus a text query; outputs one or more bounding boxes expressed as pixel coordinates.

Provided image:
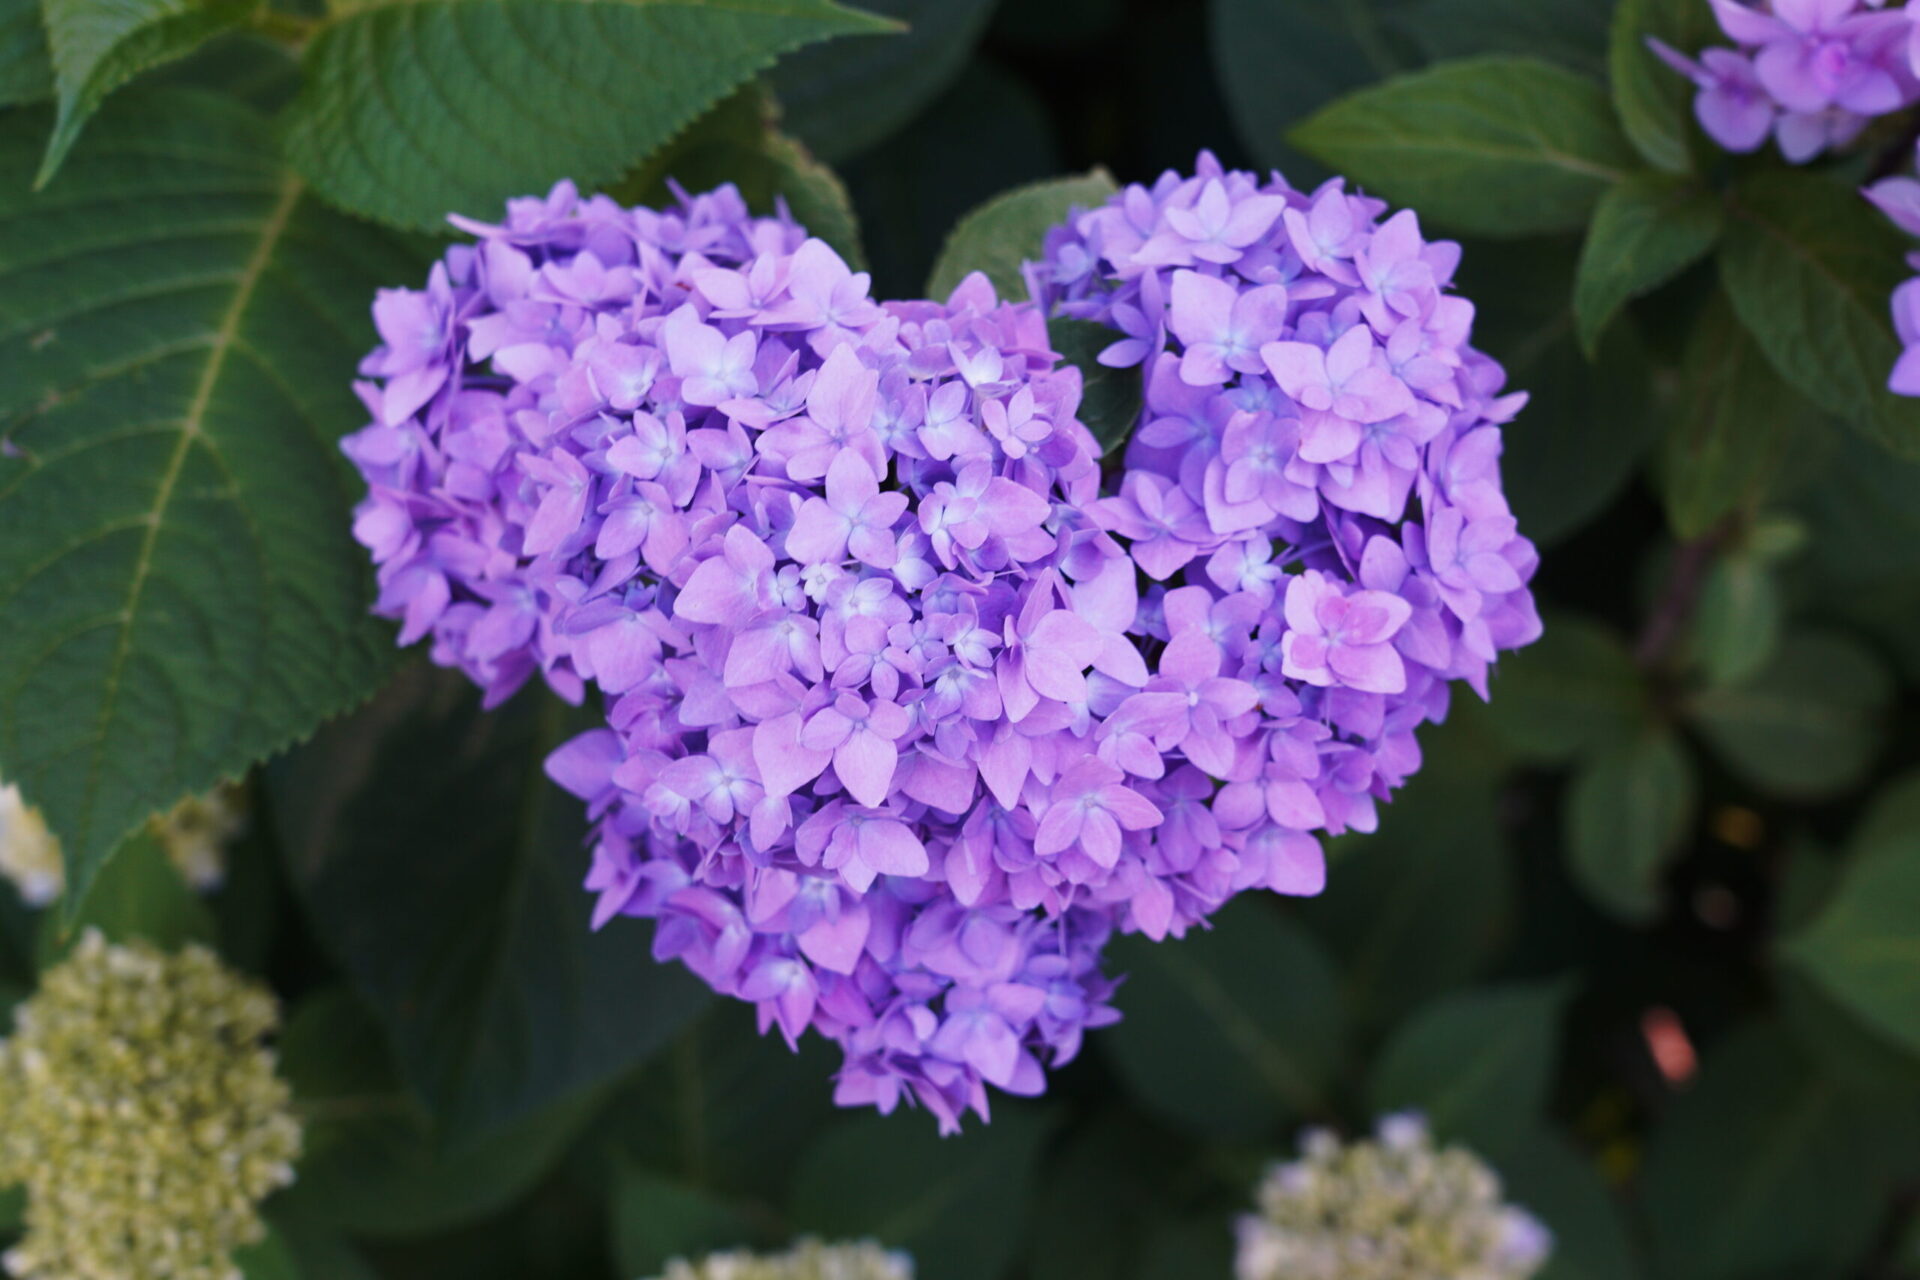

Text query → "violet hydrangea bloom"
[347,164,1539,1133]
[1650,0,1920,161]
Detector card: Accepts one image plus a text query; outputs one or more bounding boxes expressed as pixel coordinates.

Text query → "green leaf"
[0,0,51,105]
[277,986,602,1238]
[1480,613,1644,765]
[1573,174,1720,357]
[1393,0,1612,73]
[1028,1116,1189,1280]
[1784,797,1920,1063]
[787,1105,1054,1280]
[1209,0,1415,175]
[1685,629,1893,802]
[1686,552,1783,687]
[1640,1022,1892,1280]
[1305,722,1515,1030]
[610,84,865,271]
[265,1207,381,1280]
[1565,728,1695,924]
[1104,897,1345,1139]
[610,1168,757,1279]
[267,664,711,1138]
[35,827,215,965]
[1047,318,1143,459]
[1460,237,1660,544]
[0,91,423,907]
[1721,171,1920,458]
[1290,56,1638,237]
[1367,980,1571,1153]
[924,169,1118,303]
[603,1003,841,1200]
[1609,0,1717,173]
[36,0,252,185]
[1496,1130,1644,1280]
[279,0,897,231]
[234,1226,302,1280]
[769,0,997,163]
[1658,293,1813,540]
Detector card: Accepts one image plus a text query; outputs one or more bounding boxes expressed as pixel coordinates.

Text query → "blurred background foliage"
[1,0,1919,1277]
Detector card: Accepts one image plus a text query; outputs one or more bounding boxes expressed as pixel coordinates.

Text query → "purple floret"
[345,163,1540,1132]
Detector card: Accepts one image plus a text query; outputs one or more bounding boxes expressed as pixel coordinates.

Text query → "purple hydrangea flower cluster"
[345,162,1538,1131]
[1651,0,1920,161]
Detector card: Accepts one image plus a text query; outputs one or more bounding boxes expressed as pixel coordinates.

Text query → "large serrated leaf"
[0,0,50,105]
[268,663,712,1139]
[770,0,998,163]
[1290,56,1637,237]
[1721,171,1920,458]
[279,0,897,231]
[37,0,254,185]
[1573,173,1720,356]
[0,90,424,907]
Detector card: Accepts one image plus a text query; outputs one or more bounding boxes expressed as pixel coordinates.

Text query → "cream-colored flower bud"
[0,932,302,1280]
[0,781,63,908]
[149,783,247,892]
[1235,1113,1552,1280]
[651,1238,913,1280]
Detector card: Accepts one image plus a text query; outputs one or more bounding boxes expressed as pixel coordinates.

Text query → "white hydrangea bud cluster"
[0,931,302,1280]
[651,1239,913,1280]
[147,782,246,892]
[0,779,246,907]
[1235,1113,1552,1280]
[0,781,61,908]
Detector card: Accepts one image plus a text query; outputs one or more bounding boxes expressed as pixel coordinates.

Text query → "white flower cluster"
[0,778,245,906]
[651,1239,913,1280]
[0,932,301,1280]
[1236,1113,1551,1280]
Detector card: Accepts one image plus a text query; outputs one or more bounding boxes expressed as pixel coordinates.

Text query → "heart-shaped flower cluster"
[346,162,1539,1131]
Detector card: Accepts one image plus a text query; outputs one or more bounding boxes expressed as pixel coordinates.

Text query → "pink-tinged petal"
[1133,876,1174,940]
[1182,723,1239,779]
[544,730,622,799]
[1168,269,1237,348]
[786,497,850,564]
[946,839,995,907]
[1202,676,1260,717]
[723,622,789,687]
[1102,786,1164,830]
[1267,778,1326,830]
[858,819,928,876]
[1261,340,1330,407]
[1080,810,1123,868]
[982,478,1053,535]
[1328,640,1408,694]
[801,704,855,752]
[1159,630,1222,686]
[1267,831,1327,895]
[675,556,746,624]
[1342,590,1414,644]
[824,447,880,510]
[756,713,831,797]
[834,729,899,807]
[978,728,1033,808]
[1034,802,1085,857]
[522,483,587,555]
[798,906,870,975]
[1297,410,1362,464]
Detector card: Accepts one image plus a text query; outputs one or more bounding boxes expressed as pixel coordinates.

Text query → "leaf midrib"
[76,174,300,861]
